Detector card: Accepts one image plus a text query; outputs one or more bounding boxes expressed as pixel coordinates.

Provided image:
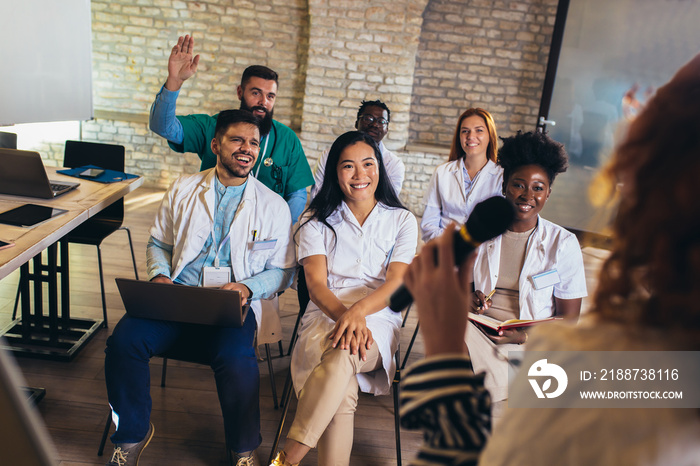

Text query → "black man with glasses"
[310,99,405,199]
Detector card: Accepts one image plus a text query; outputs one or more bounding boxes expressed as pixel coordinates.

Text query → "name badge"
[252,239,277,251]
[202,266,231,287]
[531,269,560,290]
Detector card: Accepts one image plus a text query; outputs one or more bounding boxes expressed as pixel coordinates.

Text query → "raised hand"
[165,35,200,91]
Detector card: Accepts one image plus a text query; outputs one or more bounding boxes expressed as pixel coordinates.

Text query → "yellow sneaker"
[269,451,299,466]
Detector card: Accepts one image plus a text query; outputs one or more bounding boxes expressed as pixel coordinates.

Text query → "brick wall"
[9,0,557,215]
[409,0,557,146]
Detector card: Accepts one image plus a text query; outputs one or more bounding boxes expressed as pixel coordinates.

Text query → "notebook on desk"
[0,148,80,199]
[115,278,248,327]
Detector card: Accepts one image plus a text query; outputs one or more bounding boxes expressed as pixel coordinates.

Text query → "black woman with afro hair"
[466,130,587,424]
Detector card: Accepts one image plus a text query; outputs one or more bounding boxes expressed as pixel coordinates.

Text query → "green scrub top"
[168,114,313,197]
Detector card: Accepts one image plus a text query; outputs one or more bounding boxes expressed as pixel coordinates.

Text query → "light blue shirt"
[149,86,307,223]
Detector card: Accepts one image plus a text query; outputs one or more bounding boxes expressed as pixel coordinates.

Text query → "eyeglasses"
[271,164,283,194]
[359,114,389,128]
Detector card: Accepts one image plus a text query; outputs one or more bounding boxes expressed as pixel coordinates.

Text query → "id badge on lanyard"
[203,232,232,287]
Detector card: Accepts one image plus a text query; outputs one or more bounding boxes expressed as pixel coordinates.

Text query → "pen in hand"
[477,289,496,312]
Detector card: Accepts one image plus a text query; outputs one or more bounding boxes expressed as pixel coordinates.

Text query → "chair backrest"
[0,131,18,149]
[63,140,125,171]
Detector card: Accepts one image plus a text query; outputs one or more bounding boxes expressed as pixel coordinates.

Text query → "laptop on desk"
[115,278,248,327]
[0,148,80,199]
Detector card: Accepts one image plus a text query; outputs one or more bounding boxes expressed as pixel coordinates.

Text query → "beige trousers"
[288,334,382,466]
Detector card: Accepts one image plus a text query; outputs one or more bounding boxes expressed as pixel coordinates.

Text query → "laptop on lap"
[115,278,248,327]
[0,148,79,199]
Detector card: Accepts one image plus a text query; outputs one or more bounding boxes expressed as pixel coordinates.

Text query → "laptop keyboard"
[50,183,72,192]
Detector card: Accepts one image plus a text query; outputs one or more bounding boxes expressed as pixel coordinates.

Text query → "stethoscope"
[253,123,278,178]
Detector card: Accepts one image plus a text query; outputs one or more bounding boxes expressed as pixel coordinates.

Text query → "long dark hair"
[299,131,405,243]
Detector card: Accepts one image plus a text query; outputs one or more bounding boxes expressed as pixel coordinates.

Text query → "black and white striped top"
[400,355,491,466]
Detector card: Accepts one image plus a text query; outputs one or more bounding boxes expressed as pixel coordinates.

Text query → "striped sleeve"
[400,354,491,466]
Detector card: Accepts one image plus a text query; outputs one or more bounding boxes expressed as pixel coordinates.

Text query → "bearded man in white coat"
[104,109,295,466]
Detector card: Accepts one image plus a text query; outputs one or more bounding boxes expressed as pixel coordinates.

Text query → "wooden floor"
[0,188,608,465]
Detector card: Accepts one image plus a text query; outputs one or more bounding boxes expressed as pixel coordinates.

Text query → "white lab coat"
[150,168,296,343]
[420,158,503,242]
[310,141,405,199]
[291,202,418,396]
[473,216,588,320]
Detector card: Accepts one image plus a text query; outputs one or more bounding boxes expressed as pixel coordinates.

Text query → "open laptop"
[0,148,80,199]
[115,278,248,327]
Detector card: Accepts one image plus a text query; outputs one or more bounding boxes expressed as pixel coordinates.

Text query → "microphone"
[388,196,514,312]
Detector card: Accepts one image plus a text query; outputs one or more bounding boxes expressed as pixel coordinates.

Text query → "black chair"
[0,131,17,149]
[61,140,138,327]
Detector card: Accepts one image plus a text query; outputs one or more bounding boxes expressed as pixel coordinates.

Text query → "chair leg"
[401,321,420,371]
[265,343,279,409]
[97,411,113,456]
[268,380,294,464]
[393,348,402,466]
[161,357,168,387]
[402,304,412,328]
[278,340,284,358]
[96,246,108,328]
[280,367,293,409]
[121,226,139,280]
[286,310,304,356]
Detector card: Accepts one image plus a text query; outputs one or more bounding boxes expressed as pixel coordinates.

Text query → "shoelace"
[109,447,129,466]
[235,456,255,466]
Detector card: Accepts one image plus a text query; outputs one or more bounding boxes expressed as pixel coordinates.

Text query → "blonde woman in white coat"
[421,108,503,243]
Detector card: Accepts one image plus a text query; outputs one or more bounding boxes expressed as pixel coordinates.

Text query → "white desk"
[0,168,143,359]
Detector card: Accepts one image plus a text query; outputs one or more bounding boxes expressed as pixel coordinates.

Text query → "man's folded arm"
[146,236,173,280]
[238,266,295,300]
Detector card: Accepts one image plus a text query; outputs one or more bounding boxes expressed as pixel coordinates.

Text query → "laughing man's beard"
[240,102,274,136]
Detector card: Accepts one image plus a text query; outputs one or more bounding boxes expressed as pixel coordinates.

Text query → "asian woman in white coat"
[468,131,587,422]
[270,131,418,466]
[420,108,504,242]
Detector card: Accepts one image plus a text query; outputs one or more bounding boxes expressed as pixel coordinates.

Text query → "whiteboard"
[0,0,93,125]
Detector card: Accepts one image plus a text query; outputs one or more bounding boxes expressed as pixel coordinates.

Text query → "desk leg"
[31,254,44,332]
[20,263,31,340]
[60,241,71,328]
[47,244,59,345]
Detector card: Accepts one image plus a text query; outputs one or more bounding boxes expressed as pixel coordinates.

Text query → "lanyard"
[254,133,271,179]
[213,232,231,268]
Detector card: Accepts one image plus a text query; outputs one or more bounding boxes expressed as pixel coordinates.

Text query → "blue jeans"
[104,311,260,452]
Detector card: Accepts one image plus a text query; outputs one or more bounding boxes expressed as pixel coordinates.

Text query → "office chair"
[0,131,18,149]
[61,140,138,327]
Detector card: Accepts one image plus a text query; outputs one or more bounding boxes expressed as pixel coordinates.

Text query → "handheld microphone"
[388,196,514,312]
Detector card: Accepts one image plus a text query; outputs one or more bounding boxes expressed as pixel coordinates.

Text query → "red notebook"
[468,313,562,333]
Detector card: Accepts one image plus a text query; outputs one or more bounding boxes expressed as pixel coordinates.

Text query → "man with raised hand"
[150,35,313,223]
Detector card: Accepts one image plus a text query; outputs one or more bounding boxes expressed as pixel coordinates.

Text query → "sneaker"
[232,449,261,466]
[106,422,155,466]
[269,451,299,466]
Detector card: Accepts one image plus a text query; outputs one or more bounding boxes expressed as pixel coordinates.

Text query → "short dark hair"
[498,131,568,187]
[356,99,391,123]
[240,65,279,88]
[214,110,262,139]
